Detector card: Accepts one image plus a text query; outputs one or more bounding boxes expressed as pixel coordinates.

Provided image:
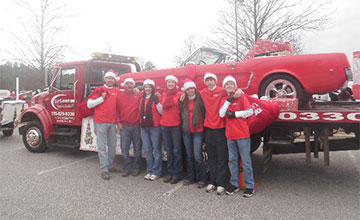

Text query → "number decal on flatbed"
[278,112,360,123]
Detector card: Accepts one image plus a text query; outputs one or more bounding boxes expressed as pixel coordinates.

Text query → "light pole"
[235,0,244,61]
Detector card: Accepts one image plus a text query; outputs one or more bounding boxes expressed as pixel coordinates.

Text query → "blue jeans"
[161,126,183,179]
[183,132,206,182]
[141,126,162,176]
[227,138,254,188]
[120,124,142,171]
[94,123,117,172]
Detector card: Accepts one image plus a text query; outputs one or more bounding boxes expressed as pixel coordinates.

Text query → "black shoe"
[132,170,141,176]
[122,170,131,177]
[225,184,240,195]
[243,188,254,198]
[163,176,172,183]
[170,178,180,184]
[101,172,110,180]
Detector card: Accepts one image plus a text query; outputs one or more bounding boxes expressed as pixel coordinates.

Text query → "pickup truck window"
[53,68,76,90]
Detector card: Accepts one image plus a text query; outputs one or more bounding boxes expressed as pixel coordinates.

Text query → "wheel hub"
[265,79,296,98]
[26,128,41,148]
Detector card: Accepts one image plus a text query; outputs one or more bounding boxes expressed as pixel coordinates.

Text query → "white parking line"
[0,147,23,154]
[163,182,183,196]
[36,155,97,175]
[347,151,360,170]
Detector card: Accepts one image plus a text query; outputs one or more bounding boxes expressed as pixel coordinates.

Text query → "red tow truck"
[18,49,359,168]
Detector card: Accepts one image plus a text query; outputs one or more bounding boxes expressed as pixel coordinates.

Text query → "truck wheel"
[259,74,307,106]
[2,123,14,136]
[251,134,262,153]
[22,121,47,153]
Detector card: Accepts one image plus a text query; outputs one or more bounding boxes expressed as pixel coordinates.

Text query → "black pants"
[205,127,228,187]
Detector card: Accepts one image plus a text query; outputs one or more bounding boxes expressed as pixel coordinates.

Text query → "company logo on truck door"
[51,94,75,110]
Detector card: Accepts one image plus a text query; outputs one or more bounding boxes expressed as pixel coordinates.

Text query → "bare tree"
[9,0,69,87]
[174,35,199,66]
[209,0,333,60]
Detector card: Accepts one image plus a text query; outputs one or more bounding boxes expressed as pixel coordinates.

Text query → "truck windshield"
[183,48,227,66]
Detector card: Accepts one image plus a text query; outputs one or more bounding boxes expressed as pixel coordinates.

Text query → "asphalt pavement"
[0,132,359,220]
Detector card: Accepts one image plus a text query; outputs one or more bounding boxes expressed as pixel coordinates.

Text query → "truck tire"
[2,123,14,136]
[22,121,47,153]
[251,134,262,153]
[259,74,307,106]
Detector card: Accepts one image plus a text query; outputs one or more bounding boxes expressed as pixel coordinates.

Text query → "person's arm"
[87,92,105,109]
[219,100,230,118]
[152,94,163,115]
[234,108,254,118]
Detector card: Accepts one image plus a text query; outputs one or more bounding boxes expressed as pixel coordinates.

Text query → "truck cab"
[19,53,140,152]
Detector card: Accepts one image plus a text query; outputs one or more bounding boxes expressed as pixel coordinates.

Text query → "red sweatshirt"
[160,91,183,127]
[93,86,119,124]
[221,95,252,140]
[117,91,142,126]
[200,86,226,129]
[139,97,161,127]
[188,99,204,133]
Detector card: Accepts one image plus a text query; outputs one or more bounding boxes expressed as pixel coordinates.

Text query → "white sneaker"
[150,174,159,181]
[205,184,216,193]
[217,186,225,195]
[144,174,151,180]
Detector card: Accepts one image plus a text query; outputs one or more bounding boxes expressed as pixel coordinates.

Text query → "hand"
[179,93,186,102]
[133,87,140,95]
[101,92,107,99]
[226,110,236,119]
[227,92,235,102]
[117,123,123,131]
[152,95,159,104]
[234,89,244,99]
[154,92,161,97]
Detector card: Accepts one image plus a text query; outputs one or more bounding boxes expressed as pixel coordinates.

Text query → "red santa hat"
[165,75,178,83]
[222,75,237,88]
[204,72,217,83]
[182,79,196,91]
[143,79,155,87]
[104,69,120,82]
[124,78,135,85]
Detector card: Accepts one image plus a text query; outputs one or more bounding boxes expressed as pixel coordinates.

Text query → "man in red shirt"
[87,69,121,180]
[117,78,143,177]
[219,75,255,197]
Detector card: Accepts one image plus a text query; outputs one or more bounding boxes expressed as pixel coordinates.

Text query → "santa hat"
[143,79,155,87]
[182,79,196,91]
[222,75,237,88]
[165,75,178,83]
[104,69,120,82]
[124,78,135,85]
[204,72,217,83]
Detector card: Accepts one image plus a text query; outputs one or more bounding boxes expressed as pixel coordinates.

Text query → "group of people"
[87,69,255,197]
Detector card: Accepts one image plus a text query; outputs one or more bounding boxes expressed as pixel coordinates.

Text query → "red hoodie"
[200,86,226,129]
[160,91,183,126]
[93,86,119,124]
[117,91,142,126]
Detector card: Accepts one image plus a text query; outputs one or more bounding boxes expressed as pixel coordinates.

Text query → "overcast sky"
[1,0,359,69]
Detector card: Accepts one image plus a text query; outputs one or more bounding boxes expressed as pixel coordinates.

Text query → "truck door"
[49,67,81,125]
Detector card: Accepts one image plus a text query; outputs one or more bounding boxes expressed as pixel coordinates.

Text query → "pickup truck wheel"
[22,121,47,153]
[259,74,306,106]
[2,123,14,136]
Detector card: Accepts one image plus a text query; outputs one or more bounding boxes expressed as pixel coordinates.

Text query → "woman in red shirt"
[180,79,207,188]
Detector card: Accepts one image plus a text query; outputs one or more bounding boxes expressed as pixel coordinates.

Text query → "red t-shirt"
[93,86,119,124]
[221,94,252,140]
[139,97,161,127]
[200,86,226,129]
[188,99,204,133]
[117,91,142,126]
[160,91,183,127]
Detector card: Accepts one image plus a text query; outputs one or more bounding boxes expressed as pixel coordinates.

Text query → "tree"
[8,0,69,87]
[209,0,333,60]
[174,35,200,66]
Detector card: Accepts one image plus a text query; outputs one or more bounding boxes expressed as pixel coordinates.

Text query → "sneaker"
[101,172,110,180]
[163,176,172,183]
[243,188,254,198]
[205,184,216,193]
[132,170,141,176]
[197,181,206,189]
[225,184,240,195]
[217,186,225,195]
[144,174,151,180]
[183,180,195,186]
[150,174,159,181]
[122,170,131,177]
[170,178,180,184]
[108,167,122,173]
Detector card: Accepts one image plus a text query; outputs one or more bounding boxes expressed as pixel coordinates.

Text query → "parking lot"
[0,132,359,219]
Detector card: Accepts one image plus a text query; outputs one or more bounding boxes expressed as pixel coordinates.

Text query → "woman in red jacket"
[161,75,183,184]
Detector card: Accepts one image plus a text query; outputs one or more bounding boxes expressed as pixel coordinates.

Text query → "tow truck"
[18,49,359,169]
